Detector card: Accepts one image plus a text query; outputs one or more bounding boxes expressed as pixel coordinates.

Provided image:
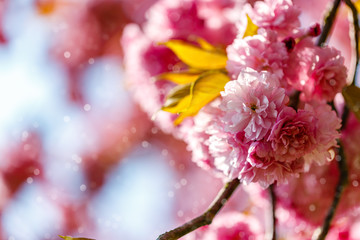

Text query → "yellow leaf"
[157,69,203,84]
[162,84,192,114]
[59,236,95,240]
[343,85,360,120]
[354,0,360,12]
[243,14,258,38]
[195,37,217,51]
[174,71,230,125]
[161,40,227,70]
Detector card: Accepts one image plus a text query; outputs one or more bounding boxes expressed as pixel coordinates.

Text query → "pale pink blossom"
[302,101,341,166]
[121,24,187,137]
[199,212,263,240]
[185,100,247,179]
[226,29,289,80]
[144,0,206,42]
[144,0,239,44]
[239,141,304,187]
[220,70,288,141]
[249,0,300,36]
[276,114,357,227]
[268,107,317,162]
[285,40,347,102]
[304,47,347,102]
[185,100,228,175]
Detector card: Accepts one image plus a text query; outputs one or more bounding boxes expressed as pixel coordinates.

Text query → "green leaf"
[343,85,360,120]
[162,83,192,114]
[156,69,203,84]
[174,71,230,125]
[59,236,95,240]
[243,14,258,38]
[160,40,227,70]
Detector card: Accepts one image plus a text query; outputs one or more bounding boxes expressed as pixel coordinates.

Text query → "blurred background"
[0,0,235,239]
[0,0,355,239]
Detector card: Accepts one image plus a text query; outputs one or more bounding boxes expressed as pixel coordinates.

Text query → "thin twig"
[316,141,348,240]
[317,0,342,47]
[156,178,240,240]
[269,184,277,240]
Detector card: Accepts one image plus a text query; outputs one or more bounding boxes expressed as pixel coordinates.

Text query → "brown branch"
[317,0,342,47]
[316,141,349,240]
[269,184,277,240]
[156,178,240,240]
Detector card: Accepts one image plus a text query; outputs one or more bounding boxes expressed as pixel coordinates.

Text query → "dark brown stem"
[269,184,277,240]
[156,178,240,240]
[316,141,348,240]
[317,0,342,47]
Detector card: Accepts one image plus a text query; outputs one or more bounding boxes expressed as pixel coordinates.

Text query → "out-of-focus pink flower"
[190,211,263,240]
[285,40,347,102]
[220,70,288,141]
[268,107,317,162]
[249,0,300,36]
[144,0,238,44]
[227,29,289,80]
[144,0,206,42]
[121,24,191,138]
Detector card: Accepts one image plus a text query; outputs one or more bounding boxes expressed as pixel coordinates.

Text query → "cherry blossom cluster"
[122,0,346,188]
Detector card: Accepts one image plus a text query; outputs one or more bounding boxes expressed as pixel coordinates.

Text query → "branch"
[317,0,342,47]
[315,141,349,240]
[269,184,277,240]
[157,178,241,240]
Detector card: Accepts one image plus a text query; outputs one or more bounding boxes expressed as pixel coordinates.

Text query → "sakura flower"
[302,101,341,166]
[268,106,317,162]
[249,0,301,36]
[304,46,347,102]
[197,212,263,240]
[227,29,289,81]
[185,99,243,179]
[185,100,227,174]
[239,141,304,187]
[144,0,207,42]
[220,70,288,141]
[121,24,186,137]
[285,40,347,102]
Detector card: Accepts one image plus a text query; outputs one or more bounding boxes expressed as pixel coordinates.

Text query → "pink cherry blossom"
[249,0,301,36]
[304,46,347,102]
[198,212,263,240]
[121,24,187,137]
[302,101,341,166]
[239,141,304,187]
[220,70,288,141]
[185,100,229,176]
[285,40,347,102]
[268,106,317,162]
[226,29,289,80]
